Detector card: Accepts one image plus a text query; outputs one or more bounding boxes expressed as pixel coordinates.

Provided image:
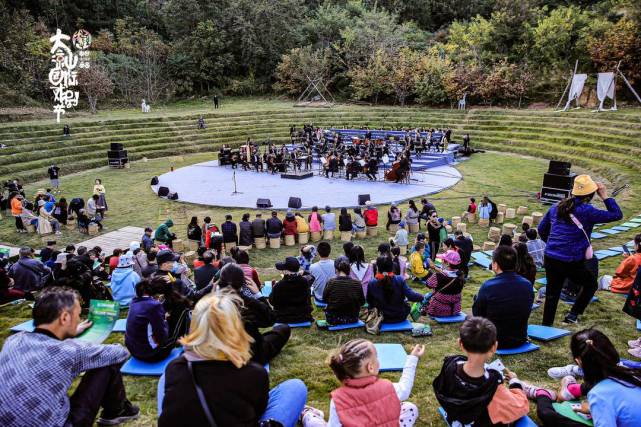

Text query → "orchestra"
[217,125,453,184]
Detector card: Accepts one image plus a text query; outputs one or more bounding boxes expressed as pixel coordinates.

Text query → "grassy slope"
[1,145,640,426]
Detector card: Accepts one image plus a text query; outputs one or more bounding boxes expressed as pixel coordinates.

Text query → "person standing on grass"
[0,287,140,427]
[47,164,60,192]
[538,175,622,325]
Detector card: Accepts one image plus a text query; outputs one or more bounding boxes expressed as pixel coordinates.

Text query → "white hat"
[365,200,372,206]
[130,241,141,252]
[117,253,135,268]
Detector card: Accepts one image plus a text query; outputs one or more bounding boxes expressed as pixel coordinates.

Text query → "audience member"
[348,245,373,296]
[154,219,175,248]
[453,230,473,277]
[308,206,323,235]
[194,250,218,289]
[9,247,51,292]
[187,216,202,248]
[433,317,529,426]
[387,202,402,230]
[364,201,378,228]
[352,207,366,233]
[238,213,253,246]
[0,287,139,426]
[338,207,352,234]
[424,250,465,317]
[0,253,30,304]
[514,242,537,285]
[302,339,424,427]
[252,213,266,239]
[40,240,57,264]
[600,233,641,294]
[141,249,158,278]
[141,227,154,252]
[295,212,310,235]
[409,242,429,282]
[367,256,424,323]
[405,199,420,230]
[392,221,409,249]
[538,175,622,325]
[159,292,307,427]
[426,211,443,261]
[221,215,238,247]
[236,249,261,288]
[498,234,513,247]
[269,257,313,324]
[297,244,317,273]
[525,228,545,268]
[323,259,365,325]
[310,242,335,302]
[472,246,534,349]
[283,210,298,238]
[110,253,141,307]
[322,206,336,235]
[266,211,283,239]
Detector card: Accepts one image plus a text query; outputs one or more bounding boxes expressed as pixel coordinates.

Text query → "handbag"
[364,307,383,335]
[569,214,594,260]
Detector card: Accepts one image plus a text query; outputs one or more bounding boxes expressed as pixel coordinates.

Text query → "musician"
[251,150,262,172]
[230,150,239,169]
[305,146,313,170]
[290,149,300,172]
[324,154,338,178]
[366,157,378,181]
[345,157,360,181]
[395,155,410,183]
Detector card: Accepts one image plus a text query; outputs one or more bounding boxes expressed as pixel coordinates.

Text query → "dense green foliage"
[2,0,640,108]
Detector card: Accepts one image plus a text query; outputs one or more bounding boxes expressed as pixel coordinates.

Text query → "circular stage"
[152,160,462,209]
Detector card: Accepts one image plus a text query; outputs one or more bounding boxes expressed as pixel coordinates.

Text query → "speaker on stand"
[107,143,128,168]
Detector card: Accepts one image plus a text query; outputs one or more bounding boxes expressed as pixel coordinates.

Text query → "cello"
[385,161,401,181]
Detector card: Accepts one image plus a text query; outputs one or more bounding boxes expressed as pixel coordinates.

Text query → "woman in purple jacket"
[538,175,622,325]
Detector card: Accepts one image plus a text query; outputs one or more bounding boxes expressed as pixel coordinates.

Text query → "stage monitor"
[288,197,302,209]
[358,194,371,205]
[257,198,272,208]
[548,160,571,176]
[150,176,159,185]
[158,186,170,197]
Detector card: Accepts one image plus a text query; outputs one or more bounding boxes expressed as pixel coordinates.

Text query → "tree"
[414,49,452,105]
[79,64,113,113]
[347,49,391,104]
[387,47,421,106]
[274,45,333,96]
[587,17,641,83]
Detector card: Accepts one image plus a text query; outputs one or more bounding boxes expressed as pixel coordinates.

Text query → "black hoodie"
[432,355,503,427]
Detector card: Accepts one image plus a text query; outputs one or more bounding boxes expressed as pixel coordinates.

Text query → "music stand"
[231,170,243,196]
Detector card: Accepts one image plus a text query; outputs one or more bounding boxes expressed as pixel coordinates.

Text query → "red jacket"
[283,217,298,235]
[364,208,378,226]
[332,376,400,427]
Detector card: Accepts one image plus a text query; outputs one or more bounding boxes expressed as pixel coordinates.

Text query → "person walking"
[538,175,622,325]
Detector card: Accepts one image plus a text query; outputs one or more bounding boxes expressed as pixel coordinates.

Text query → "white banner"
[564,73,587,110]
[596,72,615,101]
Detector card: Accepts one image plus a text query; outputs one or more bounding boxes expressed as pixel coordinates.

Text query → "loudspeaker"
[288,197,302,209]
[358,194,371,205]
[107,150,128,159]
[168,192,179,200]
[158,186,170,197]
[256,198,272,208]
[542,173,576,189]
[150,176,159,185]
[110,142,124,151]
[548,160,571,175]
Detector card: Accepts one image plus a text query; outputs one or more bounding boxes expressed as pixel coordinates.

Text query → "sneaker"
[301,405,325,423]
[628,338,641,349]
[97,401,140,426]
[517,380,557,401]
[628,347,641,359]
[563,313,579,324]
[559,376,578,401]
[548,364,582,379]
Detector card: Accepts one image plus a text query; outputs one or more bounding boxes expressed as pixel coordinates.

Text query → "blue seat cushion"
[536,277,547,285]
[380,320,413,332]
[10,319,34,333]
[562,296,598,305]
[113,318,127,332]
[590,232,607,239]
[527,324,571,341]
[439,407,537,427]
[121,348,183,376]
[495,342,540,355]
[313,298,328,308]
[157,373,166,415]
[637,319,641,331]
[531,303,541,311]
[328,320,365,331]
[431,312,467,324]
[275,321,312,328]
[261,281,273,298]
[375,343,407,372]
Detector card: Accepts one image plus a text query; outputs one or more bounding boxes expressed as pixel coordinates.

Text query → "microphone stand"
[231,170,243,196]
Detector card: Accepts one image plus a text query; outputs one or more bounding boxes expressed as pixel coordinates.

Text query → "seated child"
[323,260,365,325]
[433,316,530,426]
[408,242,429,282]
[422,250,465,317]
[302,339,424,427]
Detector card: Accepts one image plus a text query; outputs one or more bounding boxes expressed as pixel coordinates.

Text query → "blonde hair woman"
[159,292,307,427]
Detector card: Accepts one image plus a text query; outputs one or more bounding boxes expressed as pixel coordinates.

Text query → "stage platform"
[152,160,462,209]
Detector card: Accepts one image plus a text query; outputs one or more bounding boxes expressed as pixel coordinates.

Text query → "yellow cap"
[572,174,598,196]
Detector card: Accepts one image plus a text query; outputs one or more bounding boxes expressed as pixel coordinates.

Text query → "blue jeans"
[260,379,307,427]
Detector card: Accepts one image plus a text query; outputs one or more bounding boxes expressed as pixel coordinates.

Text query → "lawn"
[1,149,639,426]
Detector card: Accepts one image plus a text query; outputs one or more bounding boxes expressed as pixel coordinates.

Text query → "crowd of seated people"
[1,174,640,426]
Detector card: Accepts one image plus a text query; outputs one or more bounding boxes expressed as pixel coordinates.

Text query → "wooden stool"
[496,212,505,224]
[502,223,517,236]
[532,212,543,225]
[400,246,408,256]
[456,223,467,233]
[473,244,481,251]
[255,237,267,249]
[238,246,251,252]
[323,230,335,240]
[311,231,322,242]
[224,241,236,251]
[188,240,199,251]
[65,220,76,231]
[88,223,99,235]
[488,227,501,243]
[408,223,419,233]
[478,218,489,227]
[366,226,378,237]
[522,216,533,227]
[173,239,185,252]
[183,251,196,265]
[516,206,528,215]
[467,212,477,224]
[388,224,399,235]
[298,232,309,244]
[463,232,473,240]
[355,230,366,239]
[284,234,295,246]
[498,204,507,214]
[269,238,281,249]
[452,216,461,228]
[340,231,352,242]
[482,241,496,251]
[505,208,516,219]
[445,224,453,233]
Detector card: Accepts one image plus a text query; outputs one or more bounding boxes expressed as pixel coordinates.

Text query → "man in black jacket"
[194,251,218,290]
[266,211,283,239]
[269,257,313,324]
[252,213,266,239]
[453,230,473,278]
[221,215,238,248]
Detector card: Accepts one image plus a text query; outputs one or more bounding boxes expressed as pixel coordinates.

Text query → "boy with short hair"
[433,316,530,427]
